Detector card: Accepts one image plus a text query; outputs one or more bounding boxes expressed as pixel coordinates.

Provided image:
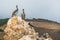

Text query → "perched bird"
[12,5,18,17]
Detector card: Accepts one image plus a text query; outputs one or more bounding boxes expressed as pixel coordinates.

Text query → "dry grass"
[29,21,60,40]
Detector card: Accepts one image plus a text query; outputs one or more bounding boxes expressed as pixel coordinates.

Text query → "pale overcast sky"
[0,0,60,23]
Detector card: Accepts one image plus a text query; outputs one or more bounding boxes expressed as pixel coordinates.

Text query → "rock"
[39,33,53,40]
[4,16,53,40]
[4,16,39,40]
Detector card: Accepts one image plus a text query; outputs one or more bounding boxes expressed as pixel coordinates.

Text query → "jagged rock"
[39,33,53,40]
[4,16,53,40]
[4,16,39,40]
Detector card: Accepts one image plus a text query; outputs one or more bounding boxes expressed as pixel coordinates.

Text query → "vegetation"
[0,18,9,26]
[0,18,60,26]
[0,29,4,32]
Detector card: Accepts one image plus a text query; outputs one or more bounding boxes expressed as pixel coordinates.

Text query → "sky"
[0,0,60,23]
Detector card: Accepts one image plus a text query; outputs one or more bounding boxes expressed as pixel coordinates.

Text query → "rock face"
[4,16,53,40]
[4,16,39,40]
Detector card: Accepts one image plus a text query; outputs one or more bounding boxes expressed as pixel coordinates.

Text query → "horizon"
[0,0,60,23]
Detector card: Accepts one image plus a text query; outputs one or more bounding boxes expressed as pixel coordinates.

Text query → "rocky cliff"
[4,16,39,40]
[4,16,52,40]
